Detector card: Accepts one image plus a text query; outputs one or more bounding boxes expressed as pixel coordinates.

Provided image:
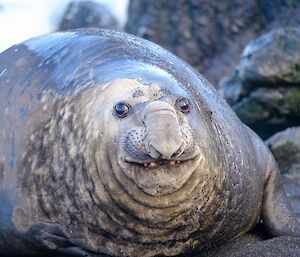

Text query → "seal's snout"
[143,101,185,160]
[148,139,184,160]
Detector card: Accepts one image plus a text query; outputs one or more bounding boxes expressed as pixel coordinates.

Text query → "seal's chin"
[118,151,201,196]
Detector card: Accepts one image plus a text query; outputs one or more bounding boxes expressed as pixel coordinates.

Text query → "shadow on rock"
[220,26,300,139]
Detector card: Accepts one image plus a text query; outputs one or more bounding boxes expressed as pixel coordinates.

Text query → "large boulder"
[266,126,300,178]
[125,0,300,85]
[266,126,300,222]
[220,27,300,139]
[59,0,120,31]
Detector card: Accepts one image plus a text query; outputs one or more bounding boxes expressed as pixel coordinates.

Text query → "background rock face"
[221,27,300,139]
[266,126,300,179]
[125,0,300,86]
[266,126,300,221]
[59,0,120,31]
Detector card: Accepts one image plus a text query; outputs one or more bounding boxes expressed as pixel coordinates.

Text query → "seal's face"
[86,78,202,196]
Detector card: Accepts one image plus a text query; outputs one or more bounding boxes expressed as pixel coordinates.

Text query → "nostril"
[147,142,184,160]
[171,151,180,159]
[171,143,185,159]
[148,144,161,159]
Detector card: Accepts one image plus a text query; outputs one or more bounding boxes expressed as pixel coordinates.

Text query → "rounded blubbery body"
[0,29,299,257]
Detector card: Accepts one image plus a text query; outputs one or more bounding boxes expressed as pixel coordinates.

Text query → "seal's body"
[0,29,299,257]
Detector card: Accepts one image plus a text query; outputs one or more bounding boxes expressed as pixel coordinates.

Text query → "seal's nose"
[143,101,185,160]
[148,140,183,160]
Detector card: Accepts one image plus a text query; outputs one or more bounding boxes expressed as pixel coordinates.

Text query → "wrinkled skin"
[0,29,299,257]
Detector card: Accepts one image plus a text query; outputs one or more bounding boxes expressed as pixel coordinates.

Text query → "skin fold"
[0,29,299,257]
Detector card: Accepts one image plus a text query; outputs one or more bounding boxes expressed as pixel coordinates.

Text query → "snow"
[0,0,128,52]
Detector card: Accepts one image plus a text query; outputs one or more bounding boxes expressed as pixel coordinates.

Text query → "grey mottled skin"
[0,29,299,257]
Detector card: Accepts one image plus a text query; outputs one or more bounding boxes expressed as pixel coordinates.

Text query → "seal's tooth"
[176,161,181,164]
[170,160,176,165]
[144,163,148,168]
[149,162,157,167]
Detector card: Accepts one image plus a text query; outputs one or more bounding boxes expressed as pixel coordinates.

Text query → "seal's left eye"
[176,98,191,113]
[114,102,130,118]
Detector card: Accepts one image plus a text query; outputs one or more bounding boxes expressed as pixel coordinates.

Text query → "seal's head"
[86,78,202,196]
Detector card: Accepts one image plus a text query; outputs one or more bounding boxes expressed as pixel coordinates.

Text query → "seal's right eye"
[176,97,191,113]
[114,102,130,118]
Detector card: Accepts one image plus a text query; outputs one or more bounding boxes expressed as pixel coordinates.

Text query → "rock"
[59,0,120,31]
[283,178,300,223]
[220,27,300,139]
[266,126,300,222]
[125,0,300,86]
[125,0,266,86]
[266,126,300,179]
[260,0,300,27]
[235,27,300,85]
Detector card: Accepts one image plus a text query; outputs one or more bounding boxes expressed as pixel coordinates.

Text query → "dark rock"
[266,126,300,222]
[234,27,300,85]
[282,177,300,223]
[220,27,300,139]
[260,0,300,26]
[125,0,266,86]
[266,126,300,178]
[125,0,300,86]
[59,0,119,31]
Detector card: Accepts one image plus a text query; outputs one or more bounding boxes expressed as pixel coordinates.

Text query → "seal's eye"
[176,98,191,113]
[114,102,130,118]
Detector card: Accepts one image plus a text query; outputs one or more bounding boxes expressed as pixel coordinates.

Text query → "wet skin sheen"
[0,29,299,257]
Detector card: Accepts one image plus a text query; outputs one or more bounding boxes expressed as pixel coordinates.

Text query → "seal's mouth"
[117,149,201,196]
[127,158,192,169]
[120,145,201,171]
[123,150,200,170]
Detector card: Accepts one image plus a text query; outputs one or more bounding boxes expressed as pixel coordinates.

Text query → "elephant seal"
[0,28,299,257]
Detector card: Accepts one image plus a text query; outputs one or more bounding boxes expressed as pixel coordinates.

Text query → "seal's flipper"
[29,223,89,257]
[262,156,300,237]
